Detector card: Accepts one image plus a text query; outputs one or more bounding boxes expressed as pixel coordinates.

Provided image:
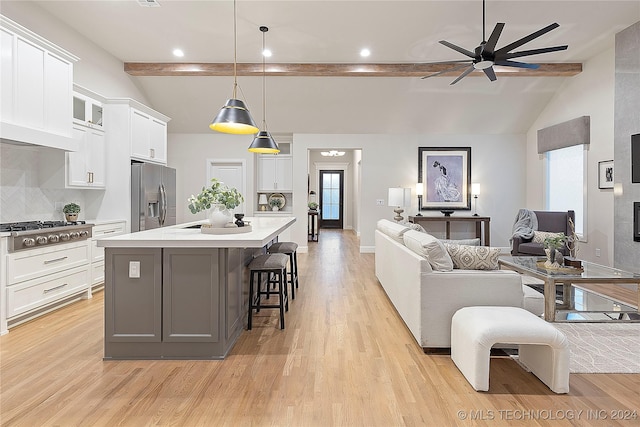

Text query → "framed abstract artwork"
[598,160,614,189]
[418,147,471,213]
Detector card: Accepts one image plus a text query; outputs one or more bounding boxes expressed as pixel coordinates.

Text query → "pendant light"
[248,26,280,153]
[210,0,259,134]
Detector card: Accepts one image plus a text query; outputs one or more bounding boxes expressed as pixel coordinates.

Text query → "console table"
[408,215,491,246]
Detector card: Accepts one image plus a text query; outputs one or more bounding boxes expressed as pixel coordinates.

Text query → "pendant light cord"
[261,27,267,129]
[232,0,238,97]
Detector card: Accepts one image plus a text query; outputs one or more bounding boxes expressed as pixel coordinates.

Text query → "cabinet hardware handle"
[44,256,68,264]
[150,148,155,158]
[102,230,115,234]
[90,172,94,183]
[43,283,68,294]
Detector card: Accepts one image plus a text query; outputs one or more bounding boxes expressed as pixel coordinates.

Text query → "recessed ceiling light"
[360,48,371,57]
[262,49,272,58]
[172,49,184,57]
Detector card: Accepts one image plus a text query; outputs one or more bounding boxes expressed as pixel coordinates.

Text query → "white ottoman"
[451,306,569,394]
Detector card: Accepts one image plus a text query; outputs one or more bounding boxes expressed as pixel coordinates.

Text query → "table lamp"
[258,194,268,211]
[471,183,481,216]
[415,182,423,216]
[388,187,412,222]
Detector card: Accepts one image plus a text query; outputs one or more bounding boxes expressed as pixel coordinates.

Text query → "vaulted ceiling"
[27,1,640,134]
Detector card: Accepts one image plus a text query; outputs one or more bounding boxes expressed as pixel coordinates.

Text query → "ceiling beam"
[124,62,582,78]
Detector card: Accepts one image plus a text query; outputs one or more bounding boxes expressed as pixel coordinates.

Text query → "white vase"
[272,206,279,211]
[208,204,232,228]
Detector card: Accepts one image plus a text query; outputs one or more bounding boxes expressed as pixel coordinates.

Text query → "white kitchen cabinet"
[90,221,126,286]
[131,107,168,164]
[0,15,78,151]
[73,88,104,130]
[67,124,105,188]
[257,156,293,192]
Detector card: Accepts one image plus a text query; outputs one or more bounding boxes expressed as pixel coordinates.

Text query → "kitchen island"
[98,216,295,360]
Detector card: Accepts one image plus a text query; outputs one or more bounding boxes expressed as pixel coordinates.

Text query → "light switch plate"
[129,261,140,278]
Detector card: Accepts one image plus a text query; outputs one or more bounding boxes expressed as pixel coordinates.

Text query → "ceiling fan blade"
[483,66,497,81]
[421,63,473,79]
[419,59,474,66]
[494,59,540,69]
[439,40,476,59]
[450,65,476,85]
[494,23,560,55]
[483,23,505,54]
[499,45,568,60]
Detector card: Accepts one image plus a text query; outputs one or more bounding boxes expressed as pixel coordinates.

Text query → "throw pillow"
[440,237,480,246]
[532,231,564,244]
[377,219,410,244]
[403,230,453,271]
[400,221,427,233]
[444,244,501,270]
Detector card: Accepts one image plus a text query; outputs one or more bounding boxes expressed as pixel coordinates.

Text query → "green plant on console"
[543,233,566,250]
[187,178,244,213]
[308,201,318,210]
[269,198,283,209]
[62,202,81,214]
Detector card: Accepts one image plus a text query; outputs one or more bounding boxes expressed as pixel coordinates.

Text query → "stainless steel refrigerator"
[131,162,176,232]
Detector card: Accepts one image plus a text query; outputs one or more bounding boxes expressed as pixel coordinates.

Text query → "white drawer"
[7,265,89,318]
[91,221,126,262]
[92,261,104,285]
[7,240,90,285]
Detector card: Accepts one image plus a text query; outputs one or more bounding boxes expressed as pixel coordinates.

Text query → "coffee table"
[498,256,640,322]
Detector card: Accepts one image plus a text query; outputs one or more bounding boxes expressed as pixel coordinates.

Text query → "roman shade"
[537,116,590,154]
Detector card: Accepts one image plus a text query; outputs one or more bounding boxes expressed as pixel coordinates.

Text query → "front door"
[319,170,344,229]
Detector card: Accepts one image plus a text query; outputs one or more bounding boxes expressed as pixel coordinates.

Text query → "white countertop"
[97,216,296,248]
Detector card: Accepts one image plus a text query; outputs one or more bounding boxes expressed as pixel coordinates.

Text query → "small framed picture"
[598,160,614,189]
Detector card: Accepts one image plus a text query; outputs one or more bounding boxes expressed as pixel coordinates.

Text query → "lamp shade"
[415,183,423,196]
[248,130,280,153]
[258,194,268,204]
[388,187,411,207]
[471,183,481,196]
[210,98,259,134]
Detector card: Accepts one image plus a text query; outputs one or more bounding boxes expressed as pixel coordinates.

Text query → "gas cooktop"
[0,220,88,233]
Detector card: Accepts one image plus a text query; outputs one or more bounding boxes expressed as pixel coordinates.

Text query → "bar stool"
[247,253,289,330]
[268,242,299,300]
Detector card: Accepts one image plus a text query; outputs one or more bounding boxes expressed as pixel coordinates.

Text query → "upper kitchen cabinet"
[67,85,106,189]
[257,140,293,192]
[103,99,170,165]
[0,15,79,152]
[130,108,168,164]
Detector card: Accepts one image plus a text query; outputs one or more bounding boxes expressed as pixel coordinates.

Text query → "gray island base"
[99,216,296,360]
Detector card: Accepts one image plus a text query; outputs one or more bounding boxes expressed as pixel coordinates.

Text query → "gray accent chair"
[511,210,575,256]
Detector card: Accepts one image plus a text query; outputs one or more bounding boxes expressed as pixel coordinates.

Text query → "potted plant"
[188,178,244,227]
[543,233,566,267]
[63,202,81,222]
[269,197,283,211]
[308,201,318,211]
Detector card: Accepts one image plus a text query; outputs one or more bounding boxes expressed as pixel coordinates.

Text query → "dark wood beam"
[124,62,582,78]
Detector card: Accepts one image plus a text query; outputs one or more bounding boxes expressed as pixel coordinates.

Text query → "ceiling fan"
[421,0,568,85]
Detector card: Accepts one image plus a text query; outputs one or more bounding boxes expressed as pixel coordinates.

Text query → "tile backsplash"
[0,142,86,222]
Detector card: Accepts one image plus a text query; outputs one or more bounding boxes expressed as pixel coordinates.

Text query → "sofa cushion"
[532,231,564,244]
[440,237,481,246]
[377,219,411,244]
[403,230,453,271]
[444,244,501,270]
[517,242,546,256]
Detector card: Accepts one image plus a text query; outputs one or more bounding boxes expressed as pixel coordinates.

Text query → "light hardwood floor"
[1,229,639,426]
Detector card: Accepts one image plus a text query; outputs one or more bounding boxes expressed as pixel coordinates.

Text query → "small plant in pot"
[187,178,244,227]
[269,198,283,211]
[63,202,81,222]
[543,233,566,268]
[308,202,318,211]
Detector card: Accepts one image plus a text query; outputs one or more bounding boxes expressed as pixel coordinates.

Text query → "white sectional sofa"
[374,219,542,350]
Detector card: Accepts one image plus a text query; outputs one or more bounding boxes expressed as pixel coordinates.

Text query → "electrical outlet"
[129,261,141,278]
[376,199,385,206]
[595,248,601,257]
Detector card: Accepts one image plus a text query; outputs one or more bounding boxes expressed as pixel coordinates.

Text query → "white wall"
[525,44,616,265]
[167,134,257,224]
[292,134,526,252]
